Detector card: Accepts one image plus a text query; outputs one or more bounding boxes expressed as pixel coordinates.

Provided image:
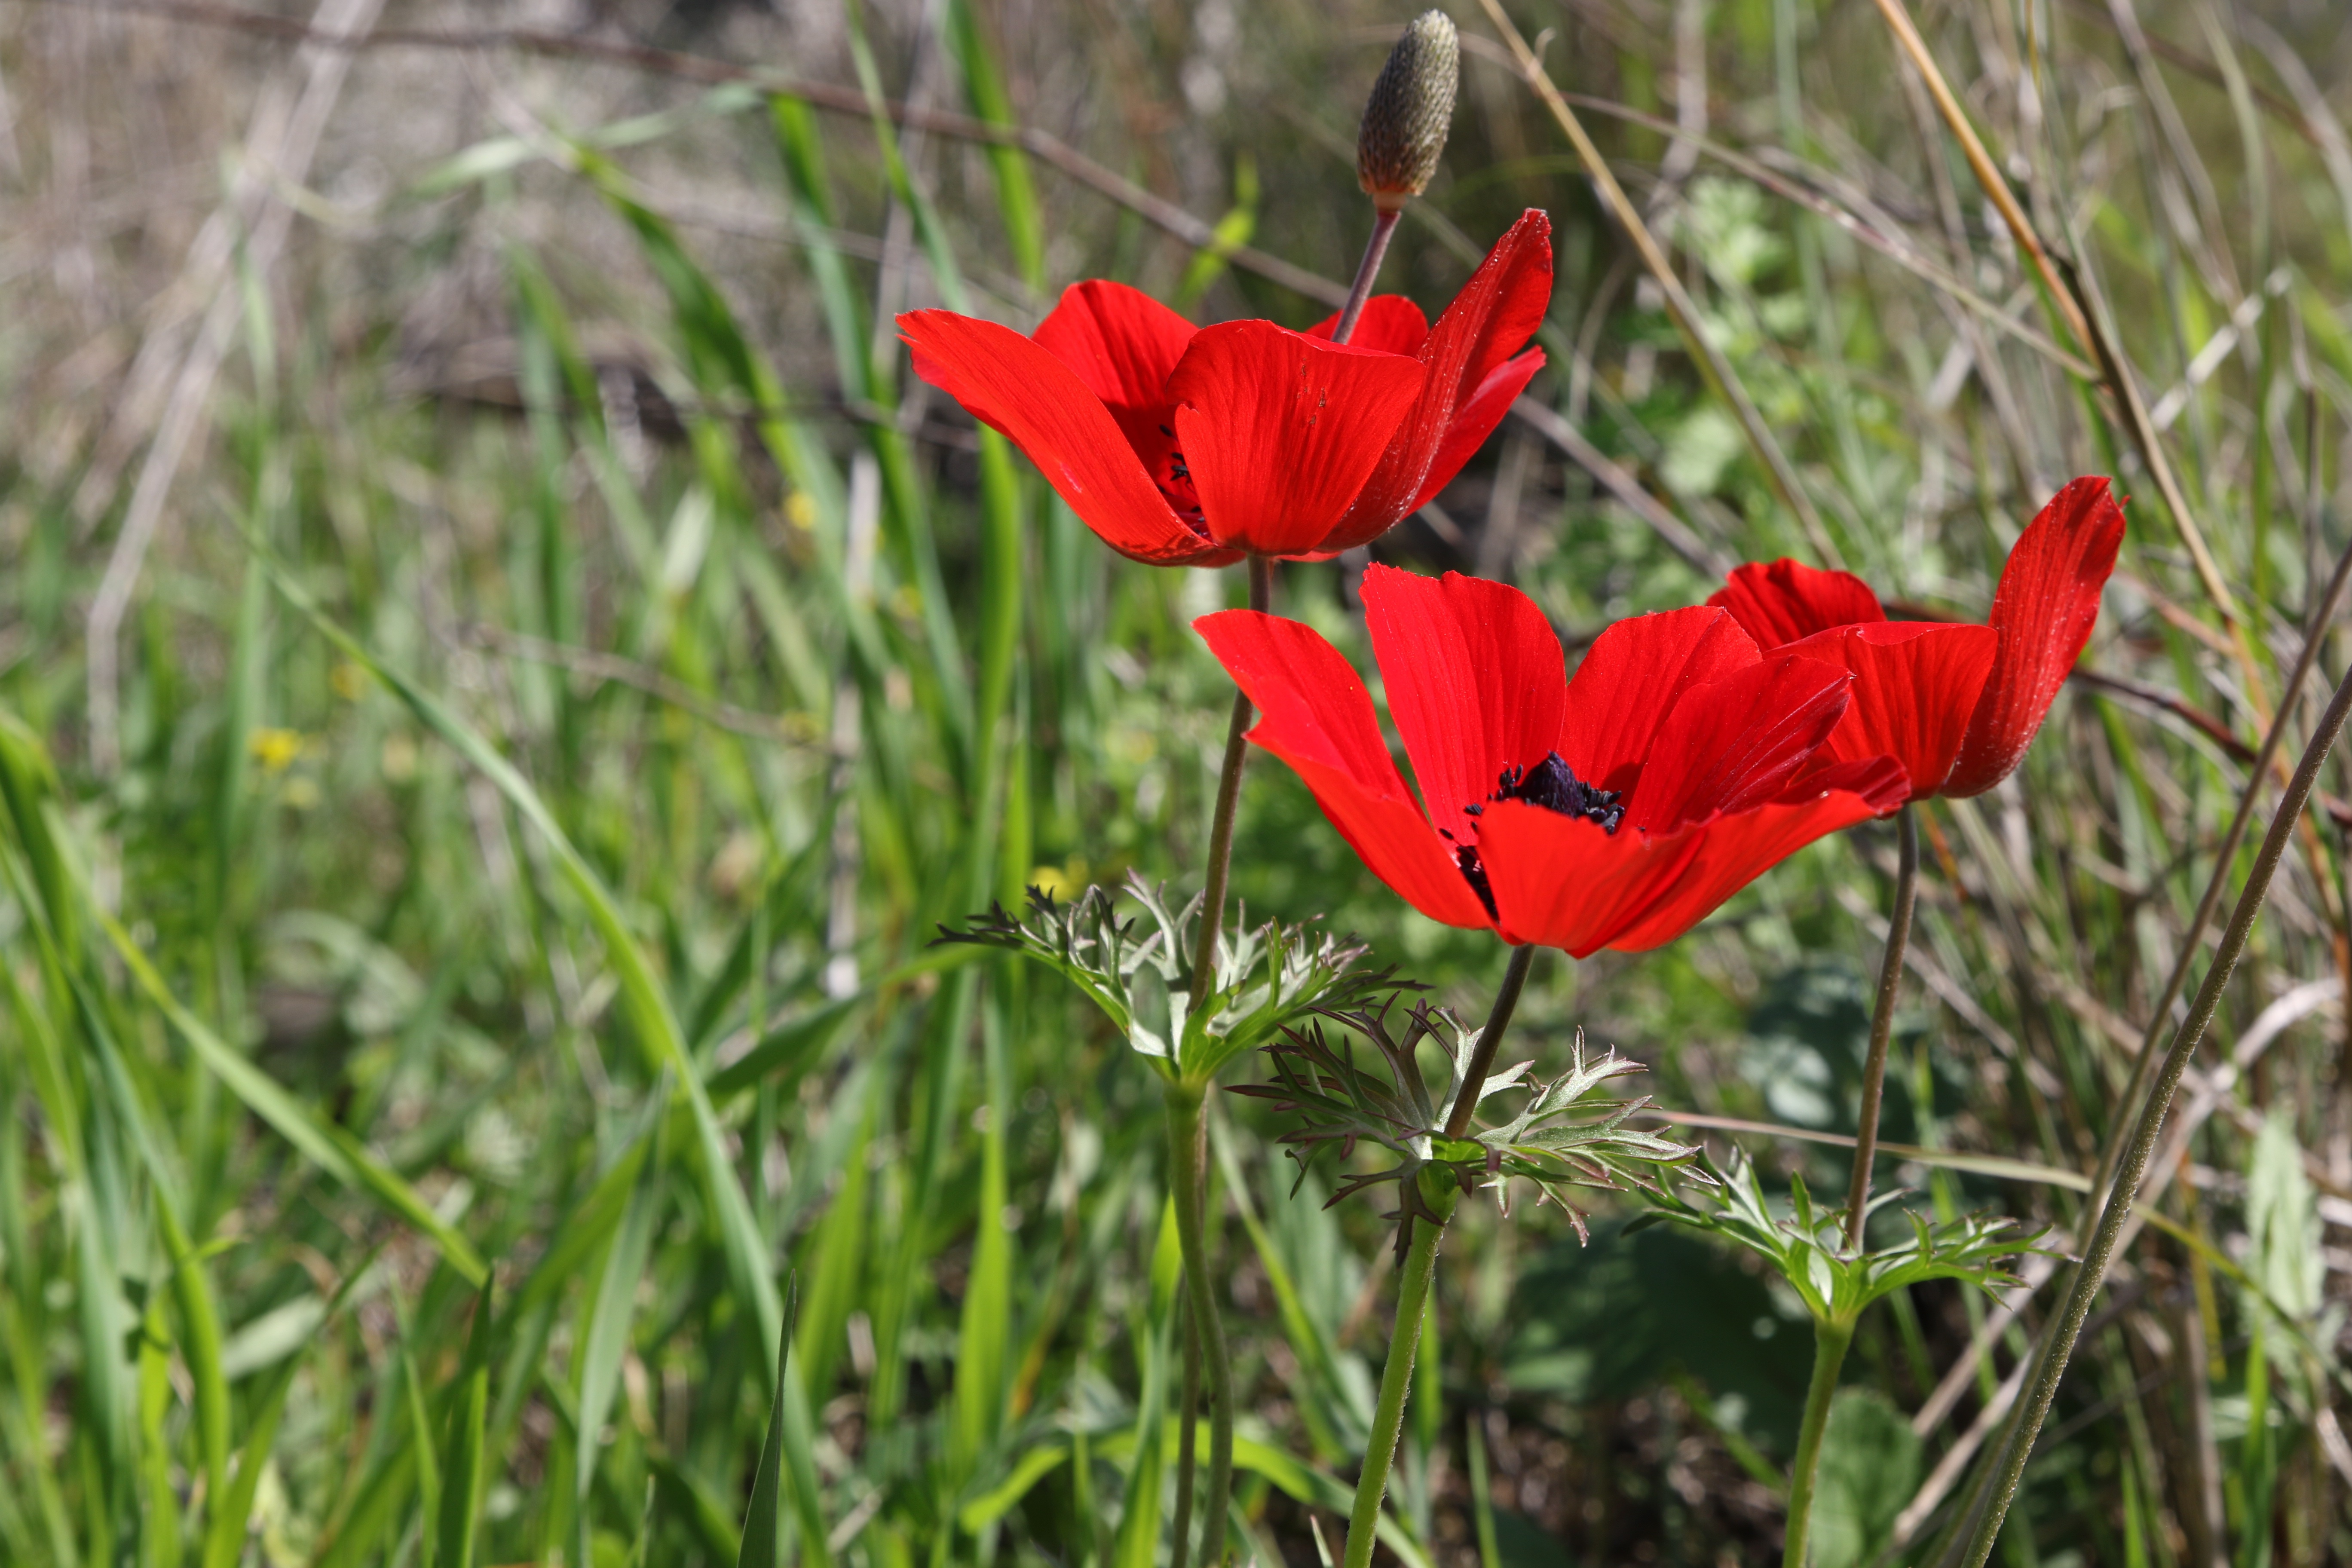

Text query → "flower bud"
[1357,11,1461,212]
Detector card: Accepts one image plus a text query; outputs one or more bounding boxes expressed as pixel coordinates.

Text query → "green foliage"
[941,878,1408,1083]
[1239,1001,1697,1255]
[1640,1151,2040,1329]
[4,0,2349,1561]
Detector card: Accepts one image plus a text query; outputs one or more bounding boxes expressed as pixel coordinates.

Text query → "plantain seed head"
[1357,11,1461,212]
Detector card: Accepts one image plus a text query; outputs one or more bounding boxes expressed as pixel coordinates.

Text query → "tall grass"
[3,0,2352,1563]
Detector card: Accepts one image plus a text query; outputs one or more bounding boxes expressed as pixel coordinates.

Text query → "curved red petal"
[1786,621,1998,799]
[1031,280,1196,410]
[1167,322,1425,556]
[1477,803,1706,956]
[1406,349,1546,515]
[1306,295,1432,356]
[1360,565,1567,847]
[1626,654,1853,833]
[899,309,1220,565]
[1599,787,1890,952]
[1331,210,1555,541]
[1709,558,1887,648]
[1781,754,1913,814]
[1193,609,1493,929]
[1944,476,2126,797]
[1558,606,1759,796]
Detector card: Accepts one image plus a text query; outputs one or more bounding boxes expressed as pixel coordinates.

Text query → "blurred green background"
[3,0,2352,1562]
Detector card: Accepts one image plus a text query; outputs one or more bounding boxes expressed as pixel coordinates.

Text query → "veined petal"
[1786,621,1998,799]
[1477,804,1707,957]
[1031,280,1196,410]
[1558,606,1759,797]
[1194,609,1493,928]
[1306,295,1431,356]
[1600,788,1892,952]
[1407,349,1545,515]
[1168,322,1426,556]
[1710,558,1887,648]
[1944,477,2126,797]
[1332,210,1555,539]
[1626,654,1853,833]
[900,309,1227,565]
[1360,565,1567,846]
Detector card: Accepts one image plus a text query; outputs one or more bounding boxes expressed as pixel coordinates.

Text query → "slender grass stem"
[2084,526,2352,1220]
[1164,1081,1234,1568]
[1341,1184,1453,1568]
[1844,805,1917,1250]
[1934,529,2352,1564]
[1954,649,2352,1568]
[1330,209,1400,346]
[1782,1317,1855,1568]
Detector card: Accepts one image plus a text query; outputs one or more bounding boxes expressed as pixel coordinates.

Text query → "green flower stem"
[1330,208,1401,345]
[1443,943,1537,1138]
[1782,1317,1856,1568]
[1172,1297,1200,1566]
[1166,552,1271,1568]
[1954,648,2352,1568]
[1342,1176,1457,1568]
[1844,804,1917,1249]
[1343,941,1540,1567]
[1164,1080,1234,1568]
[1187,554,1276,1013]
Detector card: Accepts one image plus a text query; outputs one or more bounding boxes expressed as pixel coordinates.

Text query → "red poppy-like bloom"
[897,211,1552,566]
[1196,566,1909,957]
[1709,476,2126,804]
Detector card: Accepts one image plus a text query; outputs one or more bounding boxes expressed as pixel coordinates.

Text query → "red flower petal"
[1359,565,1567,847]
[1329,210,1555,543]
[1030,282,1203,514]
[1306,295,1432,356]
[1194,609,1493,929]
[1782,755,1914,812]
[1785,621,1999,800]
[1557,606,1759,797]
[900,309,1233,566]
[1167,322,1426,556]
[1626,654,1855,833]
[1599,787,1893,952]
[1031,280,1196,410]
[1943,477,2126,797]
[1709,558,1886,648]
[1406,349,1546,516]
[1476,804,1707,956]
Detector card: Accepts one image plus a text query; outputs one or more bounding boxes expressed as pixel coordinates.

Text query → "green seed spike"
[1357,10,1461,212]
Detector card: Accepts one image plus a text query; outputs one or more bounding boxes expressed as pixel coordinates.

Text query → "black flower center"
[1448,752,1624,917]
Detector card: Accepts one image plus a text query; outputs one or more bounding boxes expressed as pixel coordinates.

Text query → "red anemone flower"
[1708,476,2126,804]
[897,210,1552,566]
[1195,566,1909,957]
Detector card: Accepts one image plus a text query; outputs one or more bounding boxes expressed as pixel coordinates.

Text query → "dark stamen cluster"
[1449,752,1625,917]
[1492,753,1625,833]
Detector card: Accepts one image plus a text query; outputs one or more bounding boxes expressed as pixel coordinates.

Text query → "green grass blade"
[736,1275,800,1568]
[577,1159,662,1516]
[950,997,1015,1481]
[94,912,487,1284]
[435,1282,494,1568]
